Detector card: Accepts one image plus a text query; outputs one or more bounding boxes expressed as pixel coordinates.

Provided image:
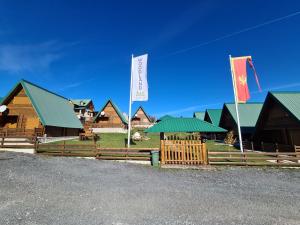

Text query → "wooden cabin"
[93,100,128,133]
[219,103,263,140]
[203,109,223,140]
[70,99,95,123]
[254,92,300,146]
[131,106,152,128]
[204,109,222,126]
[157,115,173,122]
[0,80,83,137]
[193,111,205,120]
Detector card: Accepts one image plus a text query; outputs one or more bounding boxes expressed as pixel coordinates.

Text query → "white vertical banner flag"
[131,54,148,102]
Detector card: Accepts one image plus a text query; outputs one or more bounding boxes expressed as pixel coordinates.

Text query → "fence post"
[34,139,38,154]
[95,141,98,157]
[97,142,100,159]
[62,140,65,156]
[160,140,165,165]
[202,143,208,165]
[275,143,279,164]
[261,142,264,151]
[1,137,4,148]
[244,152,248,166]
[251,141,254,151]
[182,140,186,165]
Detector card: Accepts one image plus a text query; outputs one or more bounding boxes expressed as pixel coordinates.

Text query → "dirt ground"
[0,152,299,225]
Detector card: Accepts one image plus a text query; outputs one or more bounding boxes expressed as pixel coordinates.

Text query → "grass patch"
[46,133,238,152]
[48,133,161,148]
[206,140,238,152]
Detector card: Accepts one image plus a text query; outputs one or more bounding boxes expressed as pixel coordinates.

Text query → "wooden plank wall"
[94,102,126,128]
[131,108,152,127]
[1,86,42,130]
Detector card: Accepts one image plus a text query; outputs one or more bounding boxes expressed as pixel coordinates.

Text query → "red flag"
[231,57,250,103]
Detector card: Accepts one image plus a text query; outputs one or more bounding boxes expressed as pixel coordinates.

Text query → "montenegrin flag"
[131,54,148,101]
[230,56,261,103]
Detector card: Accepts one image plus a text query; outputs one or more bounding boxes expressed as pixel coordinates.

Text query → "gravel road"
[0,152,299,225]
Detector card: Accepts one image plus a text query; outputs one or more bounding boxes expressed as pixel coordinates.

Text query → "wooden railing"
[0,128,36,138]
[36,141,97,157]
[160,140,208,165]
[208,151,300,167]
[0,137,36,149]
[96,147,158,161]
[36,141,157,160]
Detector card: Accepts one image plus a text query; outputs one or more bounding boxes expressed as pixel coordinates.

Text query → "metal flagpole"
[229,55,244,152]
[127,54,134,148]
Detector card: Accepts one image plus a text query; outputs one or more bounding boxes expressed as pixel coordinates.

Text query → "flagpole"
[127,54,134,148]
[229,55,244,152]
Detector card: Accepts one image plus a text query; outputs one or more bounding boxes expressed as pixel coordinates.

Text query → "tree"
[224,130,236,145]
[149,116,156,123]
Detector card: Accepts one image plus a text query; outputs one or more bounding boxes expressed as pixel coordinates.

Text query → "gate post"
[202,143,208,165]
[160,140,165,165]
[160,132,165,165]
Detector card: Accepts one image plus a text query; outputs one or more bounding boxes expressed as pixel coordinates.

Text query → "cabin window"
[4,116,18,128]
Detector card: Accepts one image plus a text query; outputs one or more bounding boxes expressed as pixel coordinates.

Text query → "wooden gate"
[160,140,207,165]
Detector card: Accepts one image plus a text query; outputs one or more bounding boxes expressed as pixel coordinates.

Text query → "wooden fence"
[36,141,98,157]
[96,148,157,161]
[3,135,300,167]
[36,141,157,161]
[208,151,300,166]
[0,128,35,138]
[160,140,208,165]
[0,137,36,149]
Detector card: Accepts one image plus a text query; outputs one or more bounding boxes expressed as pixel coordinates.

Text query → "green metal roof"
[157,115,174,122]
[145,117,227,133]
[1,80,83,129]
[270,91,300,121]
[205,109,222,126]
[70,99,92,107]
[193,111,205,120]
[224,103,263,127]
[94,99,128,124]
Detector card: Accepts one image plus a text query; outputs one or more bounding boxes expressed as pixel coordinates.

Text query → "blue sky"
[0,0,300,118]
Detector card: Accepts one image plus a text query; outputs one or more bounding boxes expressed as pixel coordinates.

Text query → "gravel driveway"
[0,152,299,225]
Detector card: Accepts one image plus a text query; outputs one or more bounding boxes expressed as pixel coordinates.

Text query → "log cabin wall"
[131,108,151,127]
[219,107,254,140]
[45,126,80,137]
[0,86,43,132]
[255,100,300,145]
[94,102,126,128]
[219,107,235,133]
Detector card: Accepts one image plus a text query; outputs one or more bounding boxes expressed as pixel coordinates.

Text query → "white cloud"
[0,41,67,73]
[58,78,96,92]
